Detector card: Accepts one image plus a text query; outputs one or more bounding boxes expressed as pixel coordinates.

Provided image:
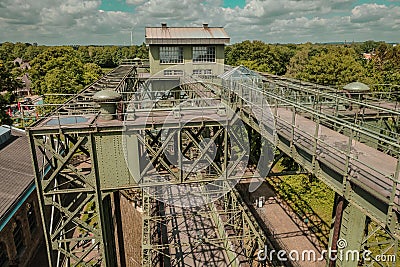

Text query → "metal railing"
[221,77,400,212]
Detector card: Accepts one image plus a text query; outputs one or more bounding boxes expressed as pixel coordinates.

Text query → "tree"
[0,95,13,125]
[287,46,366,86]
[83,63,104,85]
[359,40,383,53]
[136,43,149,60]
[286,44,313,77]
[0,60,19,124]
[0,42,15,62]
[364,43,400,92]
[23,45,46,61]
[12,42,28,59]
[121,46,138,59]
[225,40,296,75]
[0,60,20,92]
[77,46,91,64]
[29,47,103,104]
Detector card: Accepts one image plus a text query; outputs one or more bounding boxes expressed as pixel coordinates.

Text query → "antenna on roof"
[130,30,133,46]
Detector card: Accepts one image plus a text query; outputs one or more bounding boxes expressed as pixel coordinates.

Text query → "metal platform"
[27,63,399,267]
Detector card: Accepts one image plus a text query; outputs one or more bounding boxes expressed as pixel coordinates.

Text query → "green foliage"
[267,174,333,247]
[364,43,400,92]
[0,42,17,62]
[0,94,13,125]
[272,172,335,226]
[1,42,148,68]
[0,60,19,124]
[0,42,147,113]
[0,60,20,92]
[83,63,104,85]
[81,44,148,68]
[225,40,296,75]
[88,46,115,68]
[225,40,399,91]
[0,42,38,62]
[29,47,103,104]
[30,47,84,96]
[359,40,383,53]
[81,201,97,226]
[280,156,300,171]
[23,45,47,61]
[287,45,366,86]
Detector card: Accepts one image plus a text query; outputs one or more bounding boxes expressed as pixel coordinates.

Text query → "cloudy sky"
[0,0,399,45]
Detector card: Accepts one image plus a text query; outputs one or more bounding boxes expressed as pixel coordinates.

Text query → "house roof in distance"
[145,23,230,45]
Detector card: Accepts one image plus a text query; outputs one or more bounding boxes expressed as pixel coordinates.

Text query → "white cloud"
[0,0,399,44]
[126,0,146,5]
[351,3,388,23]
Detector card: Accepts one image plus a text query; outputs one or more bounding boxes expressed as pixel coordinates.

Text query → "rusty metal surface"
[145,26,230,45]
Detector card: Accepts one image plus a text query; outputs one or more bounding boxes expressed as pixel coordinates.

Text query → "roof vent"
[203,23,209,29]
[0,126,11,146]
[93,90,122,121]
[161,23,167,29]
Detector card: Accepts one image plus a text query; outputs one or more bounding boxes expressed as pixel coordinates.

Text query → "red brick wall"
[117,193,143,267]
[0,191,44,267]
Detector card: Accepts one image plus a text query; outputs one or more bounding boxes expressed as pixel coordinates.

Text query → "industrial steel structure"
[26,60,400,267]
[26,26,399,267]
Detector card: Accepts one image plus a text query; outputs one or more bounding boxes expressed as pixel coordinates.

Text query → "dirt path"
[238,180,326,267]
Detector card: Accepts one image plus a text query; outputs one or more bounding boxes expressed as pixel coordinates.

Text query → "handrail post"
[387,138,400,230]
[312,117,320,172]
[291,106,296,156]
[343,127,354,198]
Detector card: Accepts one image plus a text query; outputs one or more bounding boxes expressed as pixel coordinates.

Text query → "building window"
[164,70,183,76]
[193,69,202,75]
[0,242,8,267]
[13,220,25,255]
[27,203,37,233]
[193,46,216,63]
[160,47,183,64]
[193,69,213,76]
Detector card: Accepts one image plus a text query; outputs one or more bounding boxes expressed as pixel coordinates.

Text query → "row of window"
[193,69,212,75]
[163,69,213,76]
[163,69,184,76]
[159,46,216,64]
[0,203,37,267]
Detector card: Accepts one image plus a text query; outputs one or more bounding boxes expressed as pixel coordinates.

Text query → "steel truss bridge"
[27,61,400,267]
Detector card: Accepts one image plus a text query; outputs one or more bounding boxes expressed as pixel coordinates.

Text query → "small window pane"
[27,203,37,233]
[160,47,183,64]
[13,220,25,255]
[164,70,183,76]
[193,47,216,63]
[193,69,202,75]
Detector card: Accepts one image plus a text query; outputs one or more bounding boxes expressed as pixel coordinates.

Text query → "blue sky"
[223,0,246,8]
[0,0,399,45]
[98,0,400,12]
[98,0,248,12]
[100,0,135,12]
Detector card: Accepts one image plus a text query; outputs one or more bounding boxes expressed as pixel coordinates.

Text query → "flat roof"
[145,26,230,45]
